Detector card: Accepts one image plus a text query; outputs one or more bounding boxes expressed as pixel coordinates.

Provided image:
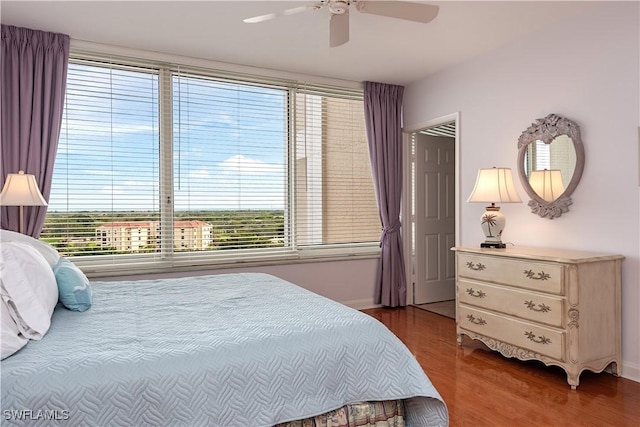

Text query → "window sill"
[78,246,382,279]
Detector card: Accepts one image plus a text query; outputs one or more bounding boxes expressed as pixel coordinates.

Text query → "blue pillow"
[53,258,92,312]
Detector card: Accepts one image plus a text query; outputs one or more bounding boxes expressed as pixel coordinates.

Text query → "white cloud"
[219,154,282,176]
[173,154,285,210]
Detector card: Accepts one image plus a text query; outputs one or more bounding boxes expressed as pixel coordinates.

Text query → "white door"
[414,133,456,304]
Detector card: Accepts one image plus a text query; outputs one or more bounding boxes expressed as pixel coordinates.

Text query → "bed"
[0,232,448,426]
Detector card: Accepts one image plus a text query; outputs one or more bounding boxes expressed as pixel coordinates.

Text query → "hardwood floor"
[362,307,640,427]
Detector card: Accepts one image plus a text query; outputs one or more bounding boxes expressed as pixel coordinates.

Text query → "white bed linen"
[0,241,58,340]
[0,298,29,359]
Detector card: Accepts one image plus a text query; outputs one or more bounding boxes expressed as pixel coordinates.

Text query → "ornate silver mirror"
[517,114,585,219]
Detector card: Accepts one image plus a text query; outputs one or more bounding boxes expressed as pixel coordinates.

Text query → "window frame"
[44,52,381,276]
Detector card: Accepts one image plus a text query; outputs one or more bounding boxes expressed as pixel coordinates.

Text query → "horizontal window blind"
[42,53,380,269]
[294,90,380,248]
[42,59,160,258]
[172,71,288,257]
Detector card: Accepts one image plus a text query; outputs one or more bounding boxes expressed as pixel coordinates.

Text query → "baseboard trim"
[622,360,640,383]
[343,299,381,310]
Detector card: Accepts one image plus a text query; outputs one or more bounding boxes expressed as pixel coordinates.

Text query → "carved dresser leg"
[567,373,580,390]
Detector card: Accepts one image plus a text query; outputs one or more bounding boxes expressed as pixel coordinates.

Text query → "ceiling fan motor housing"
[329,1,350,15]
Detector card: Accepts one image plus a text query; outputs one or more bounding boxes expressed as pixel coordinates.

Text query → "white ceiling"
[1,1,595,85]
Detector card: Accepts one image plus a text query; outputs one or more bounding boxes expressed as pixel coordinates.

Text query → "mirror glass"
[523,135,577,202]
[517,114,584,219]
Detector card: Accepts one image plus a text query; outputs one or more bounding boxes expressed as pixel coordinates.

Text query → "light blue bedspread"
[1,273,447,426]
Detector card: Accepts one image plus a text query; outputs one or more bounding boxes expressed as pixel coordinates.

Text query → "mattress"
[1,273,447,426]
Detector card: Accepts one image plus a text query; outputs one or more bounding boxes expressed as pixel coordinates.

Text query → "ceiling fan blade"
[355,1,439,24]
[329,10,349,47]
[243,5,313,24]
[243,13,278,24]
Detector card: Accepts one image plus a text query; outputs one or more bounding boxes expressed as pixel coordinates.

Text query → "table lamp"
[0,170,48,234]
[467,167,522,248]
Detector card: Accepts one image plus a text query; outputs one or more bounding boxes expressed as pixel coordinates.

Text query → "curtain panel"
[363,81,406,307]
[1,25,70,237]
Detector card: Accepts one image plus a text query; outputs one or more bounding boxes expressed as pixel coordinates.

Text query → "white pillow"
[0,229,60,268]
[0,241,58,340]
[0,296,29,359]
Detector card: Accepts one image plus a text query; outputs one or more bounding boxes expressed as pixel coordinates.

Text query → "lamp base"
[481,242,506,249]
[479,205,507,249]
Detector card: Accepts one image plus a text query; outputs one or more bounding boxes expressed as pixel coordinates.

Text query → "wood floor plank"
[362,306,640,427]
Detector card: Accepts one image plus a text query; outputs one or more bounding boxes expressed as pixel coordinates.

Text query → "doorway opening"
[404,115,459,315]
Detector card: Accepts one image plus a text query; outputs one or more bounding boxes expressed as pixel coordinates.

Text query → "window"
[294,91,380,246]
[46,60,159,258]
[41,55,380,272]
[172,72,287,255]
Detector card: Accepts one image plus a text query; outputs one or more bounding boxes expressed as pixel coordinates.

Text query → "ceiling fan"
[243,1,439,48]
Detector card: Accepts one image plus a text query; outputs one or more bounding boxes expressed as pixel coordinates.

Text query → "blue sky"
[49,63,286,212]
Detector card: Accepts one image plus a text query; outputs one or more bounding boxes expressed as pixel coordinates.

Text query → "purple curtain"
[1,25,70,237]
[364,81,406,307]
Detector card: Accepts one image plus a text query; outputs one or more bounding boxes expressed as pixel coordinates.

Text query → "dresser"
[452,246,623,389]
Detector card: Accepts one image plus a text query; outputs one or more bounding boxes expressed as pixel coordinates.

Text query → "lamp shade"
[467,167,522,204]
[0,171,48,206]
[529,169,565,203]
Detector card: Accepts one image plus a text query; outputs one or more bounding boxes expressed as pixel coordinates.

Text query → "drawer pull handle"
[524,331,552,345]
[523,269,551,281]
[466,288,486,298]
[466,261,486,271]
[524,300,551,313]
[466,314,487,325]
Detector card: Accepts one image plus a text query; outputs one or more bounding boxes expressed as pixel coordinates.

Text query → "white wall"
[403,2,639,381]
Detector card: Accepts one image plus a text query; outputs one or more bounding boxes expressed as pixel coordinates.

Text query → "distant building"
[158,221,214,250]
[95,221,151,252]
[96,220,213,252]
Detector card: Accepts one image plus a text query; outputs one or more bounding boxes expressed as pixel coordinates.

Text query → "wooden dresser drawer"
[457,253,564,294]
[458,279,564,327]
[458,305,564,361]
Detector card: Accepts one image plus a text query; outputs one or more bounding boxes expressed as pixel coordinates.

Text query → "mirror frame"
[517,114,585,219]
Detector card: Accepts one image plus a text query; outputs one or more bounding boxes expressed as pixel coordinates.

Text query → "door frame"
[402,112,461,306]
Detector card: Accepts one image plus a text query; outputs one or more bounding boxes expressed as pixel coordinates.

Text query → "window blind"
[42,59,160,258]
[42,53,380,270]
[294,90,380,248]
[171,71,288,257]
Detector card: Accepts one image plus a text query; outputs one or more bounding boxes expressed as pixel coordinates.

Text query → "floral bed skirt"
[275,400,405,427]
